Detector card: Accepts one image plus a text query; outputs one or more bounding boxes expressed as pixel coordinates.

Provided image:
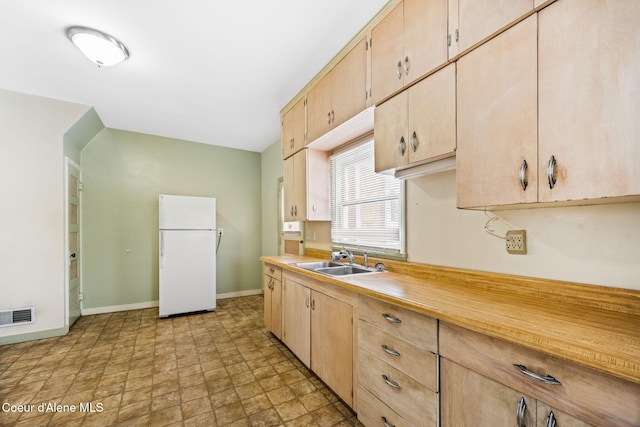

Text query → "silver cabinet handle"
[396,60,402,80]
[311,299,315,311]
[269,267,275,273]
[398,137,406,157]
[546,411,557,427]
[289,138,294,149]
[381,344,400,357]
[547,155,557,189]
[381,374,400,389]
[410,131,418,152]
[382,313,401,323]
[519,159,528,191]
[381,416,395,427]
[404,56,410,75]
[331,110,335,124]
[327,111,332,125]
[305,296,309,308]
[514,364,562,385]
[517,396,527,427]
[269,277,274,290]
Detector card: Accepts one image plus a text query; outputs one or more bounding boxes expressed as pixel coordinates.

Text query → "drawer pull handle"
[517,396,527,427]
[382,313,401,323]
[381,344,400,357]
[381,374,401,389]
[514,364,562,385]
[546,411,557,427]
[381,416,395,427]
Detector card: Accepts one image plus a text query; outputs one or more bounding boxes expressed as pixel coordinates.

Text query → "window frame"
[329,136,406,260]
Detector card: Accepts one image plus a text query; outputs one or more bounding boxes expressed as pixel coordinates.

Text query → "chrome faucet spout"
[341,247,355,264]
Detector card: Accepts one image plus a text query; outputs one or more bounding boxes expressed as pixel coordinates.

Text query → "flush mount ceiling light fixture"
[66,26,129,67]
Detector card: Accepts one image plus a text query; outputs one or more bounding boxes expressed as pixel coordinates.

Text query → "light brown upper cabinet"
[448,0,534,60]
[537,0,640,203]
[456,16,538,208]
[283,149,330,222]
[306,38,367,143]
[375,63,456,174]
[281,97,306,159]
[370,0,448,105]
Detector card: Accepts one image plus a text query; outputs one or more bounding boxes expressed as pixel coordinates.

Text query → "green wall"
[261,141,283,256]
[64,108,104,163]
[81,128,262,309]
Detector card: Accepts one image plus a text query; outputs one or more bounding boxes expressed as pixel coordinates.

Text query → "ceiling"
[0,0,389,153]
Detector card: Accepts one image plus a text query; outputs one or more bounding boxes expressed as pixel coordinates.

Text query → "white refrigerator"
[159,194,216,317]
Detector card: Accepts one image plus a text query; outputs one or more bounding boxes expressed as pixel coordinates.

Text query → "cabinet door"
[332,38,367,129]
[282,97,306,159]
[283,155,295,222]
[311,291,353,406]
[537,402,593,427]
[283,278,310,367]
[270,278,282,339]
[371,2,403,105]
[407,62,456,164]
[456,16,537,208]
[307,72,333,143]
[452,0,533,58]
[263,275,273,331]
[292,150,307,221]
[374,90,408,173]
[538,0,640,202]
[441,358,536,427]
[403,0,448,87]
[306,149,330,221]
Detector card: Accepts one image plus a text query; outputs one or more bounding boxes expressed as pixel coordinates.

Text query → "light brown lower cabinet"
[357,295,438,427]
[441,359,593,427]
[439,322,640,427]
[282,273,354,407]
[262,263,282,339]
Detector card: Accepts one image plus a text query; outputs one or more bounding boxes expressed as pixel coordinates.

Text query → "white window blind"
[331,140,404,253]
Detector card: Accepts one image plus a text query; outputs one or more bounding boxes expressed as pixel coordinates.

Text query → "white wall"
[0,89,89,343]
[306,169,640,290]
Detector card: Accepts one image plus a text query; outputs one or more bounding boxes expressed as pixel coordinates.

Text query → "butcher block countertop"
[260,253,640,385]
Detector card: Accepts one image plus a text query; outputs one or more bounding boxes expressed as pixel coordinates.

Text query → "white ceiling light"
[66,26,129,67]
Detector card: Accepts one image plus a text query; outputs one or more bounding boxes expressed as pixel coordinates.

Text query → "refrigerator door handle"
[160,231,164,269]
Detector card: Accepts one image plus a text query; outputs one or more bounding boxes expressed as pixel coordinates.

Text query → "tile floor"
[0,295,363,426]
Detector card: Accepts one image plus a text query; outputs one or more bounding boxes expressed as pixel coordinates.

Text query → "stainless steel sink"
[290,261,344,270]
[290,261,381,276]
[314,265,374,276]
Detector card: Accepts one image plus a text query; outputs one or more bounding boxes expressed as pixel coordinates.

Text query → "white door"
[65,157,81,327]
[159,230,216,317]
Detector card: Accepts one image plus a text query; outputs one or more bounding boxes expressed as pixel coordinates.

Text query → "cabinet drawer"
[263,263,281,281]
[440,322,640,427]
[358,295,437,353]
[359,348,438,427]
[358,320,437,390]
[357,385,417,427]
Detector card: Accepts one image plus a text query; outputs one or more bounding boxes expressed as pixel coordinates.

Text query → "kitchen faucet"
[332,247,354,264]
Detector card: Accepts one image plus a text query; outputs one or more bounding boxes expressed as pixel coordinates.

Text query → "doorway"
[65,157,82,328]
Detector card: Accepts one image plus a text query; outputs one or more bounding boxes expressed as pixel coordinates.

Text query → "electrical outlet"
[218,228,224,236]
[506,230,527,254]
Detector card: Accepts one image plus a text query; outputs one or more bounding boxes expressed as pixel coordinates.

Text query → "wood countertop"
[260,254,640,385]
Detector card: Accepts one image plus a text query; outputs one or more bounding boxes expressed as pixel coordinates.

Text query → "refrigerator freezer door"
[159,230,216,317]
[159,194,216,230]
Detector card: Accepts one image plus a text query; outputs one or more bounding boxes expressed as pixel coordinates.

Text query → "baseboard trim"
[0,327,68,346]
[217,289,263,299]
[81,301,159,316]
[81,290,263,316]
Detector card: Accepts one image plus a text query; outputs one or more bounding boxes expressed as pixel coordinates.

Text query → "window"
[331,139,405,255]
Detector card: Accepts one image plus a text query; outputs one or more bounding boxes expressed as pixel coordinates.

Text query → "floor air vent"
[0,307,35,327]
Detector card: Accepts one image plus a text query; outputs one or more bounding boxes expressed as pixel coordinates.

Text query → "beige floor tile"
[0,296,357,427]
